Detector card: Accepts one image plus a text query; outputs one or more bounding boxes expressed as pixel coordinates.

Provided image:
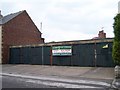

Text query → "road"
[1,75,114,89]
[2,75,57,88]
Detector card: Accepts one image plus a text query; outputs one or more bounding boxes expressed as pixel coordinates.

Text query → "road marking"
[26,80,101,88]
[1,73,110,87]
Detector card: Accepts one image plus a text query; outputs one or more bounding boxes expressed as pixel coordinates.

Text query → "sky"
[0,0,119,42]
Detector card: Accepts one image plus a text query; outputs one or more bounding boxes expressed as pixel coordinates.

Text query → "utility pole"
[40,22,42,32]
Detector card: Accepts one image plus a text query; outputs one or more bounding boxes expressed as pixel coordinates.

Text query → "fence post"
[42,46,44,65]
[94,39,97,67]
[50,46,53,66]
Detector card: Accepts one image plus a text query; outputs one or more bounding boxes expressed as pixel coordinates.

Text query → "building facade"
[0,10,44,64]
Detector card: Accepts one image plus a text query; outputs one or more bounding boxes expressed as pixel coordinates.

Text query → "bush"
[112,14,120,65]
[112,41,120,65]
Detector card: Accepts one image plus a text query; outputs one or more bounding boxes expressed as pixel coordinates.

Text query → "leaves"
[112,41,120,65]
[112,14,120,65]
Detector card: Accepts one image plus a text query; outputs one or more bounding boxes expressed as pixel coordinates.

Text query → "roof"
[0,10,24,25]
[10,38,114,48]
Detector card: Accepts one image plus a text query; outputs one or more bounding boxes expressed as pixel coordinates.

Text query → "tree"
[112,14,120,65]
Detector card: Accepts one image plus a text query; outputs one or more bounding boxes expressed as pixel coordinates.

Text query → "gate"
[72,44,94,66]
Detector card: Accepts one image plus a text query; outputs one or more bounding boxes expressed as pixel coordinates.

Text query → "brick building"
[0,10,44,64]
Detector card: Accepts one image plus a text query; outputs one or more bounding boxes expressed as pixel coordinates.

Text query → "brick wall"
[2,11,44,64]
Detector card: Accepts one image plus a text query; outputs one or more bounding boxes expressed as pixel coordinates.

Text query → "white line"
[26,80,101,88]
[1,73,110,87]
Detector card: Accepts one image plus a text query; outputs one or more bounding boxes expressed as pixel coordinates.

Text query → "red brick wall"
[2,11,44,64]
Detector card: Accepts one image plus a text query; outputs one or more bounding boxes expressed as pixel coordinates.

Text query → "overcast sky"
[0,0,119,42]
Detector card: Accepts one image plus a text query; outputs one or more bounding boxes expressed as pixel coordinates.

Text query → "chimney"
[0,10,3,19]
[118,1,120,14]
[98,30,106,39]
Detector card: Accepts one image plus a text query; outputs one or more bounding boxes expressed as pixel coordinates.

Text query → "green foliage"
[112,41,120,65]
[112,14,120,65]
[113,14,120,41]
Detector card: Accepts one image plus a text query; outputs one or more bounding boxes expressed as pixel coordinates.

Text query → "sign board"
[52,46,72,56]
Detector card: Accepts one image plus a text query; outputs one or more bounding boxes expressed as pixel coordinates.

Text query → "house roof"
[0,10,42,34]
[0,10,24,25]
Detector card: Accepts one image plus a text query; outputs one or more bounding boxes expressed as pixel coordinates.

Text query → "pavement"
[1,64,119,89]
[1,64,114,80]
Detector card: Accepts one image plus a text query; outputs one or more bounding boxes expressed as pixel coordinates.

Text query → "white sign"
[52,46,72,56]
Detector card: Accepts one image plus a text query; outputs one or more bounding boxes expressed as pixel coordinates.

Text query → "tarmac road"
[2,75,57,88]
[2,75,113,89]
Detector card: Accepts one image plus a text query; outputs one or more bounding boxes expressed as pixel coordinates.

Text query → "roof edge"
[1,10,25,24]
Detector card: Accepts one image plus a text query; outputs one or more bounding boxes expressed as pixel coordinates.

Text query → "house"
[0,10,44,64]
